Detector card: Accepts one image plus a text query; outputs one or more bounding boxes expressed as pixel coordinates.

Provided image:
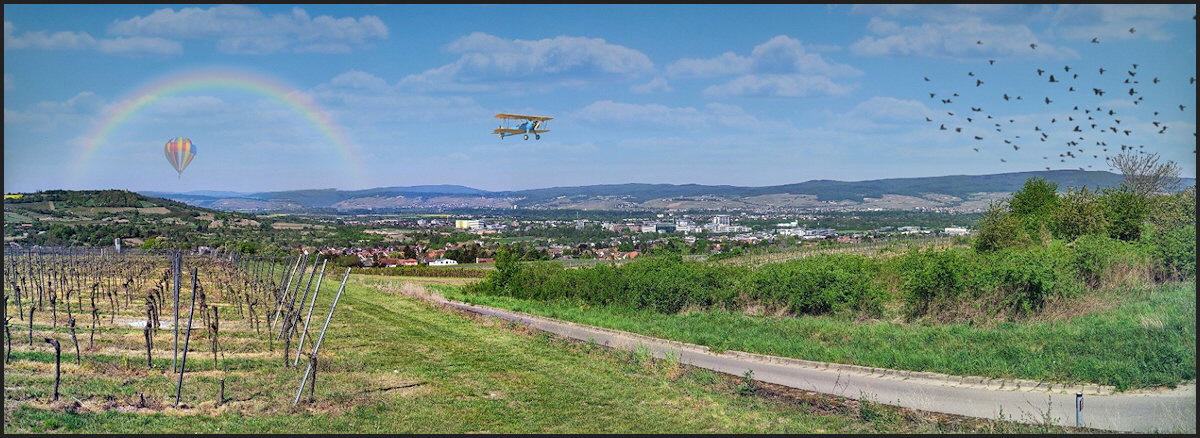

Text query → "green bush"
[621,254,738,314]
[743,254,887,317]
[899,247,981,317]
[1070,234,1150,288]
[1050,186,1109,241]
[972,201,1033,253]
[987,246,1077,315]
[1101,187,1150,242]
[1141,225,1196,281]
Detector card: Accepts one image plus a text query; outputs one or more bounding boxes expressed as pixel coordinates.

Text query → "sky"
[4,4,1196,194]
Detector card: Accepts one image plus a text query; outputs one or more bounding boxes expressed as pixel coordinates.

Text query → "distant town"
[300,213,971,267]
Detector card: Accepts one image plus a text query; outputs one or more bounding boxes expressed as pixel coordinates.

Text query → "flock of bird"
[923,27,1196,172]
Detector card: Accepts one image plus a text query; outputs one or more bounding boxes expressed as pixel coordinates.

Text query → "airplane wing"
[532,129,550,134]
[495,113,553,121]
[492,128,524,135]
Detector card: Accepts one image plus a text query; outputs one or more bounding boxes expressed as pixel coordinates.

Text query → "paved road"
[424,295,1194,433]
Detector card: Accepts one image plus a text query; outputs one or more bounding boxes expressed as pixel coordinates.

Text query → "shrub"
[1140,225,1196,282]
[1050,186,1109,241]
[987,246,1077,316]
[1100,187,1150,242]
[1069,234,1151,289]
[972,201,1033,253]
[899,248,982,317]
[742,254,887,317]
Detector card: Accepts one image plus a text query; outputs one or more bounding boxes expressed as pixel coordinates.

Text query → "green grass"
[444,280,1196,390]
[5,273,1082,433]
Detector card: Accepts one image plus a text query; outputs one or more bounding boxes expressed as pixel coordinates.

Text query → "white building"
[455,219,483,230]
[944,226,970,236]
[428,258,459,266]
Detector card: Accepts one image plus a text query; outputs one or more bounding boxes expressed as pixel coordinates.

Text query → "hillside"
[2,189,345,250]
[142,170,1193,214]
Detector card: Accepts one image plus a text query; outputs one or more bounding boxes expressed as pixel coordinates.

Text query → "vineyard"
[3,246,356,417]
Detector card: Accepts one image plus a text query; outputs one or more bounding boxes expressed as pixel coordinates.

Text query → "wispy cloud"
[667,35,861,98]
[106,5,387,54]
[399,32,654,92]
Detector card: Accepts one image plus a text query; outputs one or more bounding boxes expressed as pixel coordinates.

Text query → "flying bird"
[1091,37,1099,43]
[1030,43,1038,49]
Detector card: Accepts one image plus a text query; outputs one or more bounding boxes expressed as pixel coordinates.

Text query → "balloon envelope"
[164,137,196,177]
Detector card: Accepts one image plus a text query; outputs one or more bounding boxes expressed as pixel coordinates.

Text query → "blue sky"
[4,4,1196,194]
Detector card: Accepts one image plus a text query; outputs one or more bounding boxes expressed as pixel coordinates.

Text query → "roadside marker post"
[1080,391,1089,424]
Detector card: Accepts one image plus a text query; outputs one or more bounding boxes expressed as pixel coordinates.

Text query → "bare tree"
[1107,152,1182,197]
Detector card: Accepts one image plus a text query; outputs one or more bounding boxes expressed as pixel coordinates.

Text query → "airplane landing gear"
[535,134,541,140]
[523,134,530,140]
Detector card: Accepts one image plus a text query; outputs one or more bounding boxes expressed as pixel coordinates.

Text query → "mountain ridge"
[139,170,1194,214]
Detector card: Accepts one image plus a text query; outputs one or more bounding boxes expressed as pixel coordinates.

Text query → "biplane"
[493,113,552,140]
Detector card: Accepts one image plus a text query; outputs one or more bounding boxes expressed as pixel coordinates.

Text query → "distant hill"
[138,170,1194,214]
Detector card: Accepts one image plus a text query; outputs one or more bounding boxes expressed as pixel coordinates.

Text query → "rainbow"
[75,68,363,184]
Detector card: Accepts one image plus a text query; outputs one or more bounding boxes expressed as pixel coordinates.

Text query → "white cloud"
[1052,4,1197,42]
[665,35,860,98]
[329,70,391,91]
[399,32,654,91]
[666,52,750,78]
[573,100,790,134]
[97,36,181,55]
[850,4,1052,25]
[4,21,96,50]
[668,36,861,79]
[630,77,671,94]
[106,5,387,54]
[703,74,854,98]
[851,17,1073,60]
[5,20,179,56]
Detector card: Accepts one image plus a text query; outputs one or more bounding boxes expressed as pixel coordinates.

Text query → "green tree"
[1050,186,1109,241]
[1101,187,1149,241]
[972,200,1031,253]
[491,245,522,294]
[1008,177,1059,243]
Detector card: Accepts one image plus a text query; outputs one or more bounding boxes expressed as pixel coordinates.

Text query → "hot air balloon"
[163,137,196,179]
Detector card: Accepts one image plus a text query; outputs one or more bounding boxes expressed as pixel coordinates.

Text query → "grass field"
[442,276,1196,391]
[5,270,1083,433]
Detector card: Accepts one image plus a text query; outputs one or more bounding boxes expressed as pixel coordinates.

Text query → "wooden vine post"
[68,317,80,365]
[45,337,61,401]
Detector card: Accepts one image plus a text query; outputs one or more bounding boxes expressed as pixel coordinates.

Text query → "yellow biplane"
[492,113,552,140]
